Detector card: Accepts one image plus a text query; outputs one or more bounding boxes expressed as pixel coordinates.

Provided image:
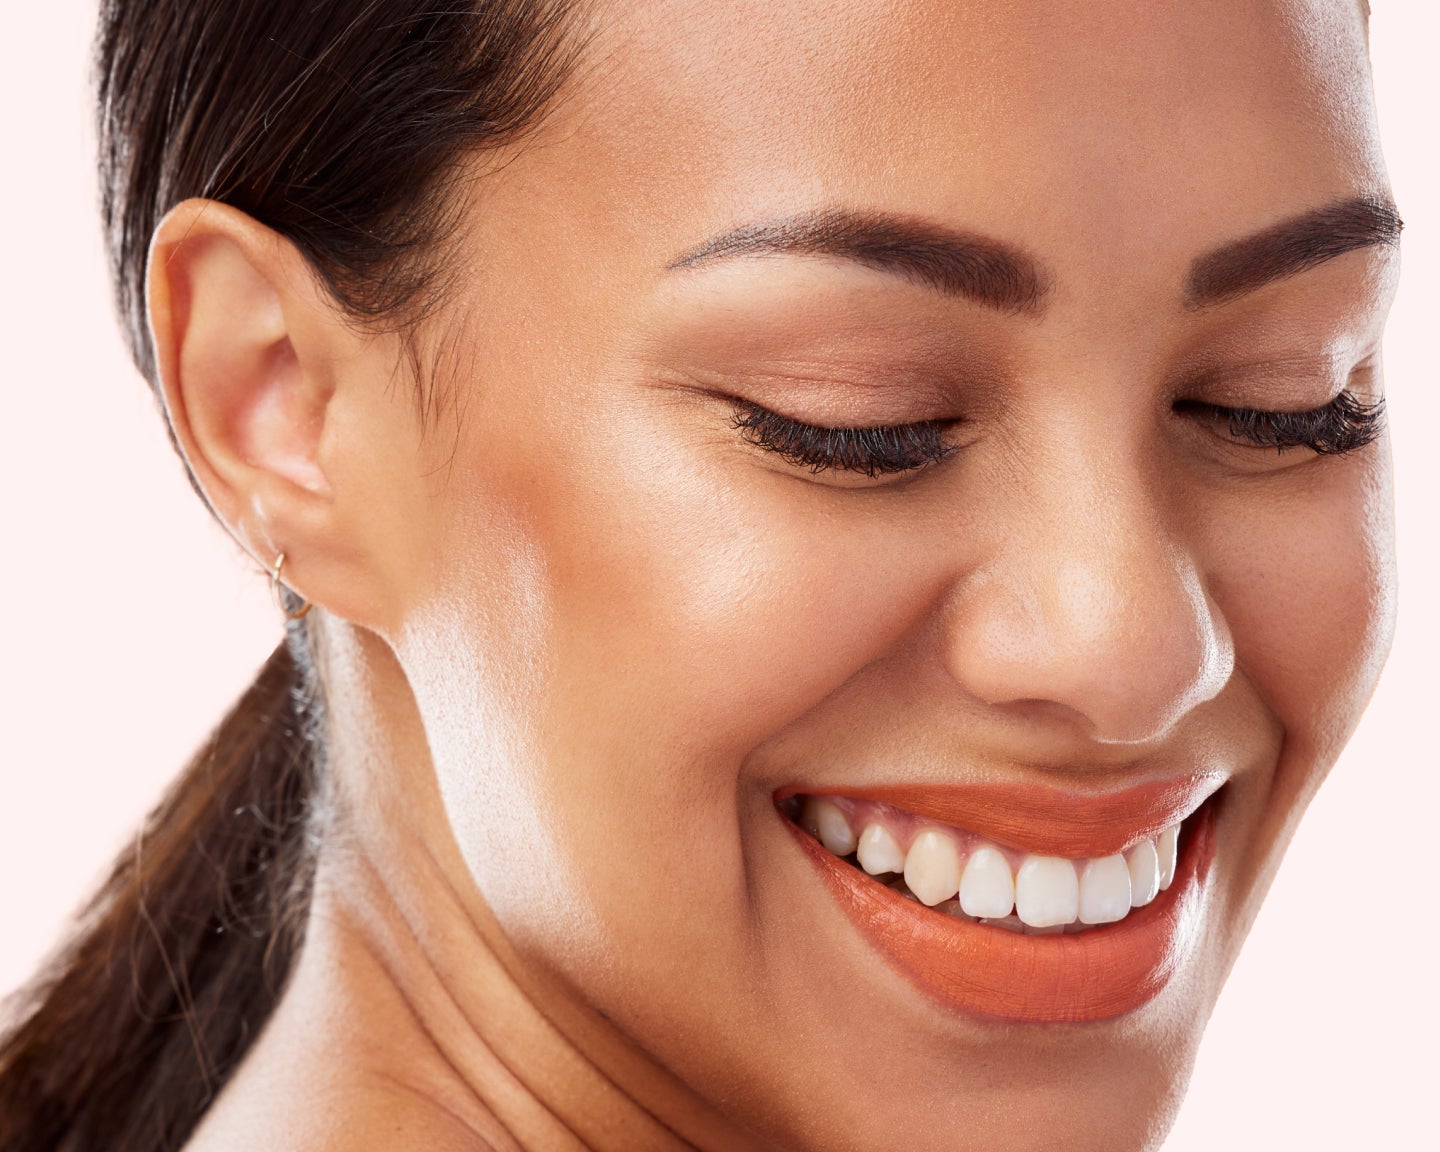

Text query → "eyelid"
[1176,389,1385,456]
[649,356,964,429]
[729,400,958,477]
[1175,345,1380,409]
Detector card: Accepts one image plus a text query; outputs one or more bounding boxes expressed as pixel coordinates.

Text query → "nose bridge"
[943,433,1233,745]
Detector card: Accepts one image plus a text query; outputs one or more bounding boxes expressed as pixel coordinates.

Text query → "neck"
[187,623,759,1152]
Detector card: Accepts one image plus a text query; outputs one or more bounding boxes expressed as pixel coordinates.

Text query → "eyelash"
[730,402,955,477]
[731,390,1385,476]
[1175,390,1387,456]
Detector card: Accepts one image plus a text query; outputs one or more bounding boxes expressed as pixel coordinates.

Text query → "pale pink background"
[1,4,1434,1147]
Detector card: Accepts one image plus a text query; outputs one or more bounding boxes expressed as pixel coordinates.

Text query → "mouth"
[776,774,1223,1023]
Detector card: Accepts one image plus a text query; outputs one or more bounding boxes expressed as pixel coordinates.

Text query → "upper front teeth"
[856,823,906,876]
[958,845,1015,919]
[1015,856,1079,928]
[1157,825,1179,891]
[904,829,963,907]
[1078,854,1132,925]
[798,795,1184,934]
[1125,839,1160,907]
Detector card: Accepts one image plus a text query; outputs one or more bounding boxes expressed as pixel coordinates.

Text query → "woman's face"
[337,0,1396,1146]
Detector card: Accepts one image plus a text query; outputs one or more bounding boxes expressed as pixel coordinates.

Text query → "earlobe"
[147,199,339,592]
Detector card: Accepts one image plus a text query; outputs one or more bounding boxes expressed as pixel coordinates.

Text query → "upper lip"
[776,770,1226,857]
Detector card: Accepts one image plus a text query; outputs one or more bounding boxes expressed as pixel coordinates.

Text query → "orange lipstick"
[778,772,1223,858]
[778,777,1220,1022]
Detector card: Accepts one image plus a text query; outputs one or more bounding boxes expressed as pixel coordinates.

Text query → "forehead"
[534,0,1381,276]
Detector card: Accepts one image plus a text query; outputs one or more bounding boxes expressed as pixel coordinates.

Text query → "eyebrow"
[1185,196,1402,308]
[667,208,1048,314]
[667,196,1401,315]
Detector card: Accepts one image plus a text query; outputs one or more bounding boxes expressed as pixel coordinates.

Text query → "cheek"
[549,476,925,767]
[407,394,963,989]
[537,452,939,873]
[1201,450,1395,804]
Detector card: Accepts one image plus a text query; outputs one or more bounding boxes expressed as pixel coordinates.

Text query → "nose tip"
[943,548,1234,746]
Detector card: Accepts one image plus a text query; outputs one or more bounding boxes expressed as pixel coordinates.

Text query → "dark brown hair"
[0,2,579,1147]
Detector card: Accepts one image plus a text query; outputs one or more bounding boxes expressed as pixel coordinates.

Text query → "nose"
[941,455,1234,746]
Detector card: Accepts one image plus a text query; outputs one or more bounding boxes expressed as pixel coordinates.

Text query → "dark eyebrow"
[667,208,1048,314]
[1186,196,1402,308]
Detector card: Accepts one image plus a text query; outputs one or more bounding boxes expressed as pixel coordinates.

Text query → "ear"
[147,199,371,620]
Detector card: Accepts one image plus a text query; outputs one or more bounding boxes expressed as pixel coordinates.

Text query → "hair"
[0,2,580,1148]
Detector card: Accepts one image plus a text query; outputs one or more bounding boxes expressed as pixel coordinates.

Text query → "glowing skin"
[152,1,1398,1150]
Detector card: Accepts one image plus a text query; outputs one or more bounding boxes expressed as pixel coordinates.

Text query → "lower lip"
[784,802,1215,1024]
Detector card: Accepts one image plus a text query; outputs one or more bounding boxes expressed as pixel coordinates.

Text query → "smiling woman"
[0,2,1412,1151]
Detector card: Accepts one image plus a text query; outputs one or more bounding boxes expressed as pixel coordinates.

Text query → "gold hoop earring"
[271,553,313,621]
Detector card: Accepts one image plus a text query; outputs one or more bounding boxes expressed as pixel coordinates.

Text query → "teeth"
[1126,839,1161,907]
[801,797,857,856]
[856,823,906,875]
[1015,856,1080,928]
[1078,854,1132,925]
[958,844,1015,919]
[795,795,1194,931]
[903,829,963,907]
[1157,825,1179,891]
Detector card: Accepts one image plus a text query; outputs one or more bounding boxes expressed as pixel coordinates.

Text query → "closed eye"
[730,401,957,477]
[1175,390,1385,455]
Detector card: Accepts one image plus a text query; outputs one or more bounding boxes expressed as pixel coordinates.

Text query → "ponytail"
[0,636,321,1150]
[0,0,581,1142]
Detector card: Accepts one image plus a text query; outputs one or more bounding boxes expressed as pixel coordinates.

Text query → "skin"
[147,1,1397,1149]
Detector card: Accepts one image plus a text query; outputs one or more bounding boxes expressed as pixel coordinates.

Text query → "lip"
[775,771,1224,857]
[778,781,1220,1023]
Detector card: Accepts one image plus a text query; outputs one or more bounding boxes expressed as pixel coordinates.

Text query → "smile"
[777,774,1223,1023]
[795,793,1181,931]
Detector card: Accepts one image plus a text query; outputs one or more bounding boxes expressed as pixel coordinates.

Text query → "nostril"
[941,556,1234,746]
